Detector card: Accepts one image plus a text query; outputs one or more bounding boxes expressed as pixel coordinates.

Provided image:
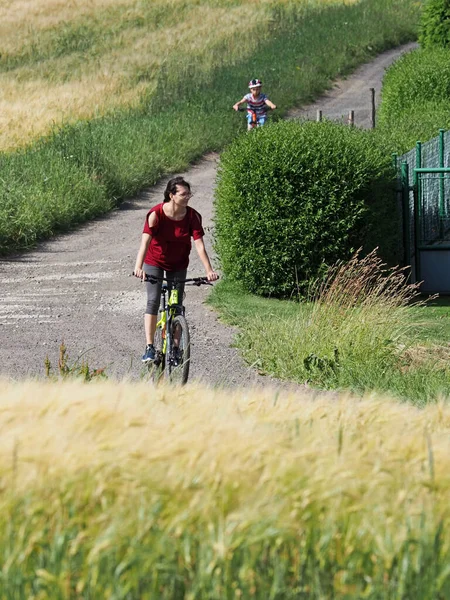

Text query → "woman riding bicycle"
[134,176,218,362]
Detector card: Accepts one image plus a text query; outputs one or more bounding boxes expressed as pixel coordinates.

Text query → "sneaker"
[142,344,156,363]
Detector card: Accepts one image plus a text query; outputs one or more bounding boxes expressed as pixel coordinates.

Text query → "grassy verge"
[1,379,450,597]
[415,297,450,345]
[0,0,420,255]
[208,254,450,405]
[377,46,450,152]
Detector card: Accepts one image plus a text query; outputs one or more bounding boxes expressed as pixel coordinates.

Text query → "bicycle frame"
[237,106,271,129]
[155,285,184,366]
[248,108,258,129]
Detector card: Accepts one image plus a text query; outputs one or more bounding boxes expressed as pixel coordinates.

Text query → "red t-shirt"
[143,203,205,271]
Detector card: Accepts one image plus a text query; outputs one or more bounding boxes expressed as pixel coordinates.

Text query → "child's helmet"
[248,78,262,88]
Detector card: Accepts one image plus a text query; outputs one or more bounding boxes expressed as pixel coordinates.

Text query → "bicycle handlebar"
[133,273,217,286]
[236,106,275,112]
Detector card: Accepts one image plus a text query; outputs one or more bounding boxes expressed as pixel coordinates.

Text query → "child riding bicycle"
[233,78,277,130]
[134,176,218,363]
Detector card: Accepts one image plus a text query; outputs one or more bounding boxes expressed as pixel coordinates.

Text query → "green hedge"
[419,0,450,49]
[214,120,398,298]
[377,99,450,153]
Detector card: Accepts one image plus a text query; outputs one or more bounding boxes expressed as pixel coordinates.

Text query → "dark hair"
[163,176,191,202]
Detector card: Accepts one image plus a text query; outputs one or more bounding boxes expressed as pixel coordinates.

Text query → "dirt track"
[0,42,417,385]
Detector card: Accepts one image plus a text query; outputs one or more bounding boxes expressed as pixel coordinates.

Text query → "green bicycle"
[142,274,213,385]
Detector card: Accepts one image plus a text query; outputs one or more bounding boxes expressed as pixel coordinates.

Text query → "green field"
[0,0,271,151]
[0,0,420,254]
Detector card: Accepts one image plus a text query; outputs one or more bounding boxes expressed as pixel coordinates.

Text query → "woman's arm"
[134,233,151,279]
[134,213,157,279]
[193,237,219,281]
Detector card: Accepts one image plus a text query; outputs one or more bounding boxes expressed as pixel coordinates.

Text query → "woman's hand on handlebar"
[207,270,219,282]
[133,267,145,280]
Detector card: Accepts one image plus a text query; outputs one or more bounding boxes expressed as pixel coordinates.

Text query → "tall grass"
[210,251,450,404]
[0,379,450,597]
[0,0,420,254]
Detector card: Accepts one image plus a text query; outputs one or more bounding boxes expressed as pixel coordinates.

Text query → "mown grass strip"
[0,0,419,255]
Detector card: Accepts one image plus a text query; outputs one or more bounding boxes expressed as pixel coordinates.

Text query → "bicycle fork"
[166,288,181,366]
[154,288,180,367]
[154,309,167,367]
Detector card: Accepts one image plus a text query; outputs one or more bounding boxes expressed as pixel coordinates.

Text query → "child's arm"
[233,96,247,111]
[265,98,277,110]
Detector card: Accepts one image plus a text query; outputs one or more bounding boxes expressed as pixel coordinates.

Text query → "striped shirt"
[245,92,268,116]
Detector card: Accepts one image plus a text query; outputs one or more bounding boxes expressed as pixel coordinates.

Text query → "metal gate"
[397,129,450,293]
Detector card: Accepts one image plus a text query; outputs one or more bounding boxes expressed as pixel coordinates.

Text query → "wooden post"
[370,87,376,129]
[316,109,322,122]
[348,110,354,127]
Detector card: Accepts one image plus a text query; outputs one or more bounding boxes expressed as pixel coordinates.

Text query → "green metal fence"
[396,129,450,291]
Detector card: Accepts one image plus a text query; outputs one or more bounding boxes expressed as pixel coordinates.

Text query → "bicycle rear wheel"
[148,325,165,384]
[168,315,190,385]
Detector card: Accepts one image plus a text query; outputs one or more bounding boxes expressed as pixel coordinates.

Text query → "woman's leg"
[144,314,158,345]
[143,265,164,345]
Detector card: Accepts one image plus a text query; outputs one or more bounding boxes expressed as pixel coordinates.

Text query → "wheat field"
[0,378,449,595]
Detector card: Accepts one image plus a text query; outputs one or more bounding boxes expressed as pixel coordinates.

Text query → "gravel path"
[0,42,417,385]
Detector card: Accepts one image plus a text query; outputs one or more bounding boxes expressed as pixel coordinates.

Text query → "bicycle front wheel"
[168,315,190,385]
